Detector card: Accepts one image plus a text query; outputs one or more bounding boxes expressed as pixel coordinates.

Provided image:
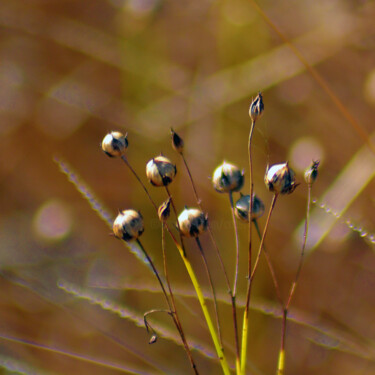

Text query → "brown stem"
[229,192,240,297]
[248,120,256,278]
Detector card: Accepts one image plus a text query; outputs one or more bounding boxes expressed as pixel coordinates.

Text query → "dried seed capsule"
[304,160,320,185]
[101,131,128,157]
[249,92,264,122]
[158,198,171,222]
[265,162,297,194]
[235,194,265,222]
[171,128,184,153]
[113,209,144,241]
[177,207,208,237]
[212,161,244,193]
[146,156,177,187]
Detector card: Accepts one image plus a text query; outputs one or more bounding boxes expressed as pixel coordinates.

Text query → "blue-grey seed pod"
[102,131,128,157]
[212,161,244,193]
[235,194,265,222]
[304,160,320,185]
[146,156,177,187]
[249,92,264,122]
[177,207,208,237]
[113,209,144,241]
[265,162,297,194]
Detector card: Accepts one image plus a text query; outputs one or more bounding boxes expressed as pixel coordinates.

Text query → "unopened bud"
[113,209,144,241]
[101,131,128,157]
[249,92,264,122]
[304,160,319,185]
[171,128,184,153]
[212,161,244,193]
[177,207,208,237]
[265,162,297,195]
[158,198,171,222]
[146,156,177,187]
[235,194,265,222]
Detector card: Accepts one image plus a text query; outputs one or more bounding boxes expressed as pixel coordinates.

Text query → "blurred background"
[0,0,375,374]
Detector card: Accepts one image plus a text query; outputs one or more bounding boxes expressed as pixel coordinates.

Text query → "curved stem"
[195,237,223,349]
[229,192,240,298]
[240,193,278,375]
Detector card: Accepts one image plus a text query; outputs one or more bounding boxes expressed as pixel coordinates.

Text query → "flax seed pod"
[249,92,264,122]
[113,209,144,241]
[212,161,244,193]
[304,160,320,185]
[264,162,297,195]
[171,128,184,153]
[177,207,208,238]
[235,194,265,222]
[146,156,177,187]
[101,131,128,157]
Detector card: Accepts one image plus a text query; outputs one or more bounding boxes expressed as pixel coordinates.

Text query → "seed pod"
[304,160,320,185]
[171,128,184,153]
[158,198,171,222]
[146,156,177,187]
[101,131,128,157]
[249,92,264,122]
[235,194,265,222]
[212,161,244,193]
[265,162,297,195]
[177,207,208,237]
[113,209,144,241]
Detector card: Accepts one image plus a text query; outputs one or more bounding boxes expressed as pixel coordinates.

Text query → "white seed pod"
[177,207,208,237]
[304,160,320,185]
[264,162,297,195]
[212,161,244,193]
[113,209,144,241]
[146,156,177,187]
[101,131,128,157]
[235,194,265,222]
[249,92,264,122]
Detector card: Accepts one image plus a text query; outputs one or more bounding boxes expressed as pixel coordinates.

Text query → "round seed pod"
[264,162,297,195]
[212,161,244,193]
[304,160,320,185]
[235,194,265,222]
[102,131,128,157]
[171,128,184,153]
[146,156,177,187]
[249,92,264,122]
[177,207,208,237]
[113,209,144,241]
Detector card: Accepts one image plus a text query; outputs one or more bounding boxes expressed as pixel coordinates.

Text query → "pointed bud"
[113,209,144,241]
[212,161,244,193]
[304,160,319,185]
[158,198,171,222]
[146,156,177,187]
[235,194,265,222]
[249,92,264,122]
[149,335,158,344]
[171,128,184,153]
[101,131,128,157]
[177,207,208,237]
[265,162,297,195]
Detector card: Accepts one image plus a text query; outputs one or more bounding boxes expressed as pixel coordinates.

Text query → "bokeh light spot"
[33,200,73,243]
[289,137,324,173]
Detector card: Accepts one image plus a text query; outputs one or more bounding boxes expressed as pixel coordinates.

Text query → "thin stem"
[240,193,278,375]
[248,119,255,278]
[195,237,223,350]
[229,192,240,297]
[253,220,284,308]
[121,156,229,374]
[277,183,312,375]
[181,152,240,372]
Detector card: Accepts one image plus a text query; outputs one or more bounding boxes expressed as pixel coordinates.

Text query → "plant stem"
[276,183,312,375]
[247,119,255,278]
[240,194,278,375]
[229,192,240,298]
[195,237,223,350]
[181,152,240,371]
